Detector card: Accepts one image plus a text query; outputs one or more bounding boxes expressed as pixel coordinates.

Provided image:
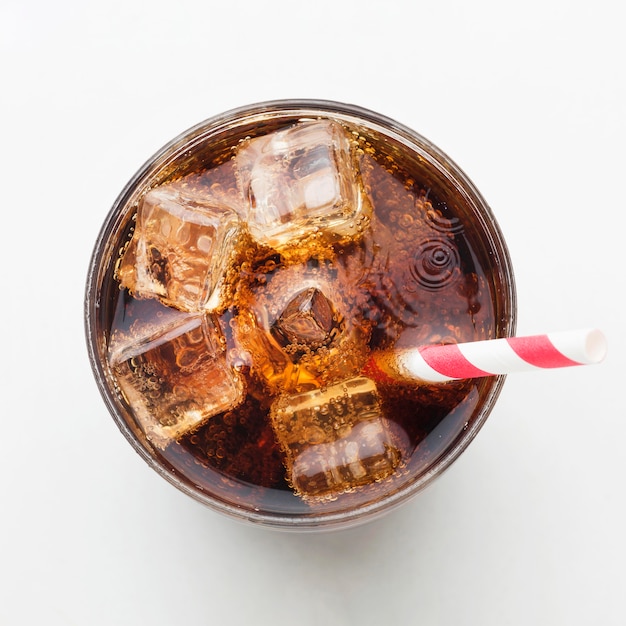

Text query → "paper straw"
[365,329,607,384]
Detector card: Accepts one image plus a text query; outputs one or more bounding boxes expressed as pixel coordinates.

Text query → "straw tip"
[584,328,608,364]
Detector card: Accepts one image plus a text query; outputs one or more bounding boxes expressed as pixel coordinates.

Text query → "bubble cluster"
[425,208,465,235]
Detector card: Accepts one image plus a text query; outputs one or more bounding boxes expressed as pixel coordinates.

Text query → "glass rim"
[85,99,517,530]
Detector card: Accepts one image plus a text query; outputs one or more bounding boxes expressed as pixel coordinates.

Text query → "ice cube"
[234,119,371,250]
[193,159,248,217]
[118,177,241,312]
[108,292,197,366]
[272,287,336,347]
[232,259,371,394]
[111,311,244,449]
[270,376,410,500]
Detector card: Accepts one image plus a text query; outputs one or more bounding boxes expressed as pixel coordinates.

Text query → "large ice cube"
[232,259,371,394]
[270,376,410,500]
[234,120,371,250]
[118,174,241,312]
[110,310,244,449]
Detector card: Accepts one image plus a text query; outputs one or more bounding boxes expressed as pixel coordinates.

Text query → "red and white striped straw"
[367,329,607,384]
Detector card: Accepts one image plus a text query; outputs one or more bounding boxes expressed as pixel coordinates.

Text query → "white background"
[1,1,624,624]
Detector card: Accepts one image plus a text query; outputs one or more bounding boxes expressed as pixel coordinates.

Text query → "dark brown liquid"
[101,118,504,516]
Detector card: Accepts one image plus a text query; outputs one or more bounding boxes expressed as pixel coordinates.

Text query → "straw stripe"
[507,334,581,368]
[401,348,461,383]
[419,343,492,379]
[386,329,606,383]
[457,337,530,374]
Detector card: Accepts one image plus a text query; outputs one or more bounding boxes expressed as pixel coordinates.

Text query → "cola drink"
[86,101,515,528]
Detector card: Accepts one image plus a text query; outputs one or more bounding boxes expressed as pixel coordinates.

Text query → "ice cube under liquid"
[271,376,410,500]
